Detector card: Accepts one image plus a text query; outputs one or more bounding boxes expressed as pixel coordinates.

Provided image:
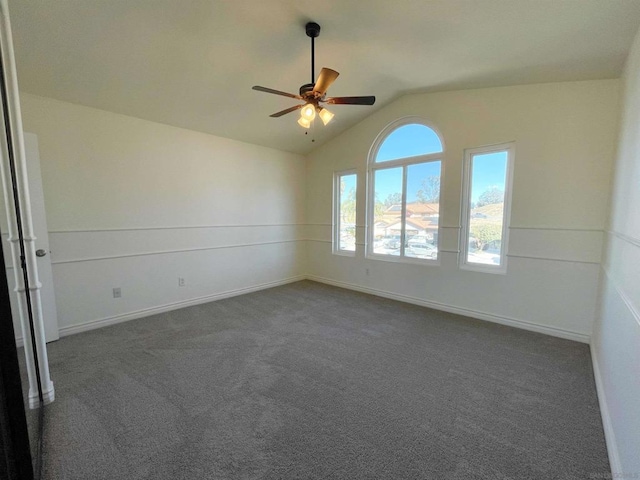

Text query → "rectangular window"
[334,171,357,255]
[369,160,441,262]
[372,167,403,256]
[460,143,514,273]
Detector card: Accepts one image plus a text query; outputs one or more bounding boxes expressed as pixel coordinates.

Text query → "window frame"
[333,169,358,256]
[366,117,445,265]
[459,142,515,274]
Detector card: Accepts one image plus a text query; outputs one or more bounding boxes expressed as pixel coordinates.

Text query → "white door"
[0,132,60,342]
[2,133,59,344]
[23,132,59,343]
[0,139,60,342]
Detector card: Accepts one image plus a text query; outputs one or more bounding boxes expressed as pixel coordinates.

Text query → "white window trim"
[333,169,358,257]
[459,142,515,274]
[365,117,445,265]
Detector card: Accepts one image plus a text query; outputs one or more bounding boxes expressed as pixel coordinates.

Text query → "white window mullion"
[400,165,408,257]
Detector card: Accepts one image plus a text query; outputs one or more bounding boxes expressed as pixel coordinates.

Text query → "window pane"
[376,124,442,162]
[338,174,357,252]
[372,167,403,256]
[405,161,440,260]
[467,152,508,266]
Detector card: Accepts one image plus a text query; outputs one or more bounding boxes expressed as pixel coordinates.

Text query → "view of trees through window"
[337,173,357,252]
[465,150,509,266]
[369,123,443,261]
[358,122,513,270]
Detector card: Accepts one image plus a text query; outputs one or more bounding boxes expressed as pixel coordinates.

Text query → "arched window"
[367,119,444,263]
[375,123,443,162]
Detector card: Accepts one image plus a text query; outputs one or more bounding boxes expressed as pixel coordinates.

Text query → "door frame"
[0,228,34,480]
[0,0,54,408]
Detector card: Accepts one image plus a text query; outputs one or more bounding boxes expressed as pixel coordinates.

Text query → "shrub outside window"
[367,120,444,263]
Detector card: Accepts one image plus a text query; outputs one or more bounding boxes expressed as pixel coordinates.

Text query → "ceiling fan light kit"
[301,103,316,121]
[252,22,375,129]
[318,107,334,125]
[297,117,311,129]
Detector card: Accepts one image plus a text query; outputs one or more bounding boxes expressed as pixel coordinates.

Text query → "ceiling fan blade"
[313,68,339,96]
[269,104,304,118]
[253,85,302,100]
[325,96,376,106]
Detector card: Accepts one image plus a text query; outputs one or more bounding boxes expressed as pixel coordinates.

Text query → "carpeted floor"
[38,280,609,479]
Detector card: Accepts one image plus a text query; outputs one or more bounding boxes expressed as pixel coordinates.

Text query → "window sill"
[365,252,440,267]
[459,262,507,275]
[333,249,356,257]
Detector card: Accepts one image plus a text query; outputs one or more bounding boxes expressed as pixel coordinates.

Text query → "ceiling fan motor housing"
[305,22,321,38]
[299,83,316,98]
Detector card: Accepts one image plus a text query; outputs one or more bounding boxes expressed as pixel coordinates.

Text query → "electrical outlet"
[113,287,121,298]
[178,277,186,287]
[366,268,370,276]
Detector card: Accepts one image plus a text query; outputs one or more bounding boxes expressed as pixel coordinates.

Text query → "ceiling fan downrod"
[306,22,321,85]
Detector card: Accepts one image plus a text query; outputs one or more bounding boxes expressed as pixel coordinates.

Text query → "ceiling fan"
[252,22,376,129]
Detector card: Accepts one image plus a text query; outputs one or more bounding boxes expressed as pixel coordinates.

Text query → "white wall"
[17,94,306,335]
[12,83,619,343]
[592,28,640,475]
[306,80,620,342]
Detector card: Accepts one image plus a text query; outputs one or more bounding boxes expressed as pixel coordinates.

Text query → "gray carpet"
[38,280,609,479]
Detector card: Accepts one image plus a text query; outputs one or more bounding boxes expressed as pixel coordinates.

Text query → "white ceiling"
[9,0,640,155]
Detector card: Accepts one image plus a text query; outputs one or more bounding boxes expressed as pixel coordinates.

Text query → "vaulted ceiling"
[10,0,640,155]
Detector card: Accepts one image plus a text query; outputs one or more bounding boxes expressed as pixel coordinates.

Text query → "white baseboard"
[19,273,590,345]
[590,343,621,477]
[58,275,306,338]
[306,275,590,343]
